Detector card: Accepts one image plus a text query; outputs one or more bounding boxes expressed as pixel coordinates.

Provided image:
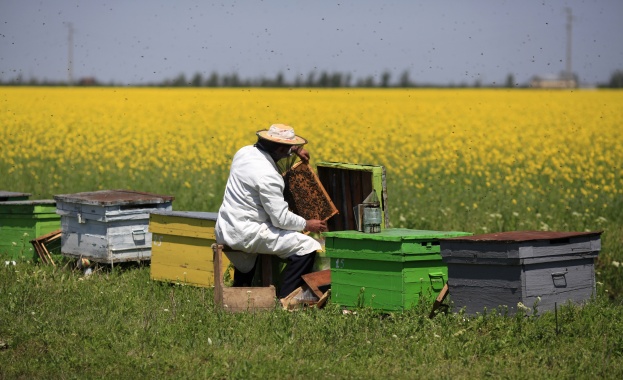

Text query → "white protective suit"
[215,145,321,273]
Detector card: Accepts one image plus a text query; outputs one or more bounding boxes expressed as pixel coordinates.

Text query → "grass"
[1,260,622,379]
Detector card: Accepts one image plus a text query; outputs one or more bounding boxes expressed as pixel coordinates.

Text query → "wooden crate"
[149,211,232,287]
[325,228,472,311]
[213,244,276,312]
[54,190,174,263]
[440,231,602,314]
[0,200,60,261]
[316,162,389,232]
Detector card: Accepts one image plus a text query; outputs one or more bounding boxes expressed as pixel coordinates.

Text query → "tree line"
[2,69,622,88]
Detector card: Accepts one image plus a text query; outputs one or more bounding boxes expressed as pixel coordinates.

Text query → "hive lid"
[54,189,174,206]
[150,210,217,221]
[0,191,31,201]
[440,230,602,243]
[0,199,56,206]
[323,228,472,241]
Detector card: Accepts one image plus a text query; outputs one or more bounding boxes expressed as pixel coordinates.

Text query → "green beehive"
[324,228,472,311]
[0,200,61,261]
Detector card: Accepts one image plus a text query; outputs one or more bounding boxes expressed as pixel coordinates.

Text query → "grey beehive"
[440,231,602,315]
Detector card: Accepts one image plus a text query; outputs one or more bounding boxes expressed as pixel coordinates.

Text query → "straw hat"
[256,124,308,145]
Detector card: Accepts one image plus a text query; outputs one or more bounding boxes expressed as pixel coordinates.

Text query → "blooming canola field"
[1,87,621,236]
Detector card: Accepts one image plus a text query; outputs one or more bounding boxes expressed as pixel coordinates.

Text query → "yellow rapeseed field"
[1,87,622,235]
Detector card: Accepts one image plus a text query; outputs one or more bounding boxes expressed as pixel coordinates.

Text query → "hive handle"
[428,272,446,291]
[551,270,568,287]
[132,229,146,241]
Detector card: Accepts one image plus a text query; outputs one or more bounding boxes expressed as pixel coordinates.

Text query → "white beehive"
[54,190,174,264]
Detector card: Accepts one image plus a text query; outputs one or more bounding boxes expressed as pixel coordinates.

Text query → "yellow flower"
[0,87,620,232]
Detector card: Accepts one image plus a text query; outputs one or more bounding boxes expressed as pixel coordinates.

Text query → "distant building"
[531,8,579,90]
[530,73,577,89]
[78,77,98,86]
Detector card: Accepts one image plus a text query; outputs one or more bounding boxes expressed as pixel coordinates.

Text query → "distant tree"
[343,73,352,87]
[13,73,24,85]
[318,71,330,87]
[505,73,515,88]
[357,76,375,87]
[330,72,343,87]
[274,72,285,87]
[172,73,187,86]
[294,74,304,87]
[608,69,623,88]
[222,73,241,87]
[380,71,391,87]
[306,72,316,87]
[191,73,203,87]
[206,72,219,87]
[399,70,412,88]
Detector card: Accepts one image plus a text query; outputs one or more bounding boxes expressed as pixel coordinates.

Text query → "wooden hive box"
[54,190,174,264]
[324,228,472,311]
[149,211,232,287]
[440,231,602,315]
[316,162,389,232]
[0,191,31,202]
[0,200,61,261]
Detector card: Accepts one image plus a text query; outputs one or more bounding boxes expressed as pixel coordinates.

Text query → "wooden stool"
[212,244,277,312]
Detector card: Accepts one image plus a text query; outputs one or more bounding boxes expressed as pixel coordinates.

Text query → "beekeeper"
[215,124,327,299]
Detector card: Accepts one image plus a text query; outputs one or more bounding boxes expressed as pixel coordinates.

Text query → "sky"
[1,0,622,86]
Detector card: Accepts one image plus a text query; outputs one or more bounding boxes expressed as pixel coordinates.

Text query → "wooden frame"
[30,229,62,266]
[301,269,331,299]
[429,283,449,318]
[284,162,339,222]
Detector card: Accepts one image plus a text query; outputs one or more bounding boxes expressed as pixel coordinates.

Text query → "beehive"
[316,162,388,232]
[54,190,174,263]
[324,228,472,311]
[149,210,232,287]
[0,200,60,261]
[440,231,602,314]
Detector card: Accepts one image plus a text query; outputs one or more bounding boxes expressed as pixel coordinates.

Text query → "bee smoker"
[359,190,381,233]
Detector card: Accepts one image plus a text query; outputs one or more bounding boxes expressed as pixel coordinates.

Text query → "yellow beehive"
[149,210,231,287]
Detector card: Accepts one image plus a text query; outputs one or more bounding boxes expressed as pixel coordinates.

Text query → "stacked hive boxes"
[325,228,472,311]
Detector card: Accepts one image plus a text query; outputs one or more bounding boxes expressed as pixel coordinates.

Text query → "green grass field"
[1,261,622,379]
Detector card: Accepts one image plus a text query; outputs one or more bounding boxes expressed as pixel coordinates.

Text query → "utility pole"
[565,8,573,79]
[65,22,74,85]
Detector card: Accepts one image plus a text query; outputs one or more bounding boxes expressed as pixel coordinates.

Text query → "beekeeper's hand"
[291,146,310,164]
[305,219,327,233]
